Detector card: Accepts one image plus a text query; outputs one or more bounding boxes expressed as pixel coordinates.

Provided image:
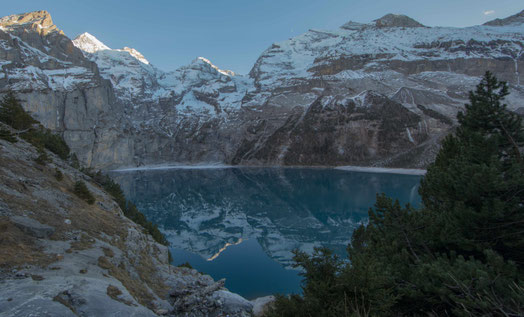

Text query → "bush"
[21,128,70,160]
[0,91,38,130]
[54,168,63,181]
[0,128,17,143]
[177,262,193,269]
[73,181,95,205]
[125,202,168,246]
[35,149,50,165]
[70,153,80,169]
[84,169,169,246]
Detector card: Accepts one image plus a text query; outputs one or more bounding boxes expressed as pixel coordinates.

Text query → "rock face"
[1,10,524,169]
[0,122,253,316]
[0,11,134,169]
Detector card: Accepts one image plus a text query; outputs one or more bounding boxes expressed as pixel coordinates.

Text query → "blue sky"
[1,1,522,74]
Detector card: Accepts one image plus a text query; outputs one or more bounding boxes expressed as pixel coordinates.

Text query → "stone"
[252,295,276,317]
[10,216,55,238]
[212,290,253,316]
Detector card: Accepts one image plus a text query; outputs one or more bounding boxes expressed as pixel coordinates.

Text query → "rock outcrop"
[0,122,253,316]
[0,10,523,169]
[0,11,134,170]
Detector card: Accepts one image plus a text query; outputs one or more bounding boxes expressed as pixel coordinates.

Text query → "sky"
[1,1,523,74]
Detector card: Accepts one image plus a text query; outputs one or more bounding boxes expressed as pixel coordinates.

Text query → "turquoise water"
[111,167,422,299]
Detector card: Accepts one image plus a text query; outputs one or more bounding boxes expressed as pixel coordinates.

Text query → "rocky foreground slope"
[0,123,264,316]
[1,10,524,169]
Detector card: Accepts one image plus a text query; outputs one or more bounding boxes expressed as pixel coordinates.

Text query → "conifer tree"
[0,91,37,130]
[420,71,524,266]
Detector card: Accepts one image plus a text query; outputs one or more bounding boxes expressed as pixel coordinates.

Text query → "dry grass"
[102,247,114,258]
[0,218,56,268]
[136,249,170,298]
[69,234,95,251]
[1,138,173,310]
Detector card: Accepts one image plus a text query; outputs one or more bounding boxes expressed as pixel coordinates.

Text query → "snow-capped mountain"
[0,10,523,169]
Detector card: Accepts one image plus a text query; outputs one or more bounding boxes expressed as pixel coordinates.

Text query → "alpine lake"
[110,167,422,299]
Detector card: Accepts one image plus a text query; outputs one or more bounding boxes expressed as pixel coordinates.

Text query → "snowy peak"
[0,10,60,35]
[73,32,110,53]
[191,57,235,76]
[484,9,524,26]
[373,14,425,28]
[122,47,149,65]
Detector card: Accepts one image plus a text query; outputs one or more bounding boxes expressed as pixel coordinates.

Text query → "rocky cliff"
[1,10,523,169]
[0,122,256,316]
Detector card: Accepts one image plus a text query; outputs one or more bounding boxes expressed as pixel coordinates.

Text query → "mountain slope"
[0,122,254,316]
[1,10,523,169]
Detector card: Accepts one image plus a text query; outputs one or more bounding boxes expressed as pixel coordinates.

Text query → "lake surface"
[110,167,422,299]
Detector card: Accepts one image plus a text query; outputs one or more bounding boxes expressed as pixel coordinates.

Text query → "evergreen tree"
[0,91,37,130]
[420,71,524,266]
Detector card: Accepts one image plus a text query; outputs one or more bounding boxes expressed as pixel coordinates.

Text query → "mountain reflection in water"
[110,167,422,298]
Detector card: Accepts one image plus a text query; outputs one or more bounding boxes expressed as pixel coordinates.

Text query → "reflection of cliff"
[111,168,421,266]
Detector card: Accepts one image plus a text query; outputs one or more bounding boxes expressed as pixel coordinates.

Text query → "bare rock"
[10,216,55,238]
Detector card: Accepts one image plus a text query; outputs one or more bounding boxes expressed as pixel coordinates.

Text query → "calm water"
[111,167,422,299]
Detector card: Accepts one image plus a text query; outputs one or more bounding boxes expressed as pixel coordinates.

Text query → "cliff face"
[0,123,254,316]
[1,10,523,169]
[0,11,134,169]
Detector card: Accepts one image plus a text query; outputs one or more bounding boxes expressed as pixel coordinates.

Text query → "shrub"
[35,149,50,165]
[54,168,63,181]
[73,181,95,205]
[177,262,193,269]
[21,128,70,160]
[0,91,38,130]
[70,153,80,169]
[0,128,17,143]
[125,202,168,246]
[84,169,169,246]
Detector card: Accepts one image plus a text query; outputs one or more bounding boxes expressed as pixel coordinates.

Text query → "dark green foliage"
[35,149,50,165]
[177,262,193,269]
[54,168,63,181]
[73,181,95,205]
[82,169,169,246]
[0,90,70,160]
[420,72,524,265]
[70,153,80,169]
[0,128,17,143]
[21,128,70,160]
[417,104,454,125]
[125,202,169,246]
[268,72,524,317]
[0,91,38,130]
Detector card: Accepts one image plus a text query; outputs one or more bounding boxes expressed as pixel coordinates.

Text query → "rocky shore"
[0,123,269,316]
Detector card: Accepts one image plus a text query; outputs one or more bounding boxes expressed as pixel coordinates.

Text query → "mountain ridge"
[0,9,523,169]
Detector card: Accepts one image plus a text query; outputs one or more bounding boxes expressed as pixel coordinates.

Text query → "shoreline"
[335,166,426,175]
[110,163,426,175]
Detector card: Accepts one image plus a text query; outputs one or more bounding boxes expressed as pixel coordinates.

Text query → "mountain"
[1,10,523,169]
[0,11,133,169]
